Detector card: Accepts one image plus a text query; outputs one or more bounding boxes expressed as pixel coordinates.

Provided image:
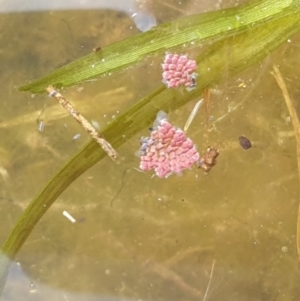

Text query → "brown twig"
[144,259,203,298]
[45,85,117,161]
[97,227,204,299]
[163,246,213,267]
[271,65,300,267]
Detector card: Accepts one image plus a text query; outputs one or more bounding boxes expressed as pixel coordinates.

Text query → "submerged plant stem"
[271,65,300,267]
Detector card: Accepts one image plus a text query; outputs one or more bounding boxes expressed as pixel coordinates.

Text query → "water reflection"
[3,259,152,301]
[0,0,136,13]
[0,0,156,32]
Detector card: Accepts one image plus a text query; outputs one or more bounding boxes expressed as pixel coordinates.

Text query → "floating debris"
[0,166,9,182]
[93,46,101,52]
[138,111,200,178]
[162,53,197,89]
[62,210,76,223]
[73,134,81,140]
[198,147,219,172]
[46,85,117,161]
[184,99,204,131]
[238,136,252,150]
[91,120,100,130]
[38,121,45,132]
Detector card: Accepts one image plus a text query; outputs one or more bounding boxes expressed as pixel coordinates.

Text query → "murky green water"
[1,0,300,300]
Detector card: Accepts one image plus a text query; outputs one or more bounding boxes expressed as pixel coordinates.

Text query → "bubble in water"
[153,110,168,128]
[156,110,168,122]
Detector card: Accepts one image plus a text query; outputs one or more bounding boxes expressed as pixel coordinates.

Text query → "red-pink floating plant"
[138,112,200,178]
[162,53,197,89]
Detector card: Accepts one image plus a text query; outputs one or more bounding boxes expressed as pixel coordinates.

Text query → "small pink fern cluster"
[138,112,200,178]
[162,53,197,89]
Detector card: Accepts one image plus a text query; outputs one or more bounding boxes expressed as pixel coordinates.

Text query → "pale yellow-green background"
[0,0,299,300]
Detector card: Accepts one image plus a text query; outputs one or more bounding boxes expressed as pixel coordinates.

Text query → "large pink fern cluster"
[138,112,199,178]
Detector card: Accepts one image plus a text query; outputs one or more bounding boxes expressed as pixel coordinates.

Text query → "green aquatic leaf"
[1,1,300,290]
[19,0,299,93]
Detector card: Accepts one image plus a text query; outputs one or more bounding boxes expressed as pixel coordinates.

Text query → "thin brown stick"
[144,259,203,298]
[45,85,117,161]
[271,65,300,267]
[163,246,213,267]
[97,227,204,299]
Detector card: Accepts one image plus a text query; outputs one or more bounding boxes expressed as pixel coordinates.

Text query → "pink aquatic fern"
[162,53,197,89]
[138,112,200,178]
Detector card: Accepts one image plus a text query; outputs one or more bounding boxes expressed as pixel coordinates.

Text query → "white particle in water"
[91,120,100,130]
[38,121,44,132]
[73,134,81,140]
[287,39,291,43]
[0,167,9,182]
[156,110,168,122]
[277,138,284,146]
[285,116,291,124]
[281,246,288,252]
[101,59,105,62]
[63,210,76,223]
[131,13,137,18]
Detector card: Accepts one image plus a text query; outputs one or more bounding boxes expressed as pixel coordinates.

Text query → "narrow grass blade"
[19,0,300,93]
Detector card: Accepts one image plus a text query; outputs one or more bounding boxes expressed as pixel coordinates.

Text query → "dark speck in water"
[239,136,252,150]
